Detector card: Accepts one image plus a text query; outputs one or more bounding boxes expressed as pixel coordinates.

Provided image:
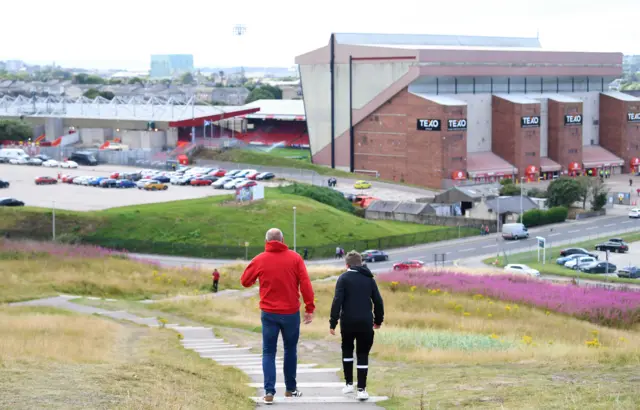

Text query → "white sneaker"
[357,389,369,401]
[342,384,354,394]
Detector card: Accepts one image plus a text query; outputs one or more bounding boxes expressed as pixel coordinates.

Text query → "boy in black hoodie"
[329,251,384,401]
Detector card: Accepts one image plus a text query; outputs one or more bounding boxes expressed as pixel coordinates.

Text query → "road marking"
[586,227,597,230]
[459,248,475,252]
[604,224,615,227]
[549,233,560,237]
[482,245,494,249]
[504,241,518,245]
[445,251,452,255]
[568,230,580,233]
[622,221,632,224]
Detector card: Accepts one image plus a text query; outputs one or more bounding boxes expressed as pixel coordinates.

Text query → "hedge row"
[518,206,568,227]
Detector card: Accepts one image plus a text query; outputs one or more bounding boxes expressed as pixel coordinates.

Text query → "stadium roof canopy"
[334,32,542,49]
[0,95,258,125]
[240,99,305,121]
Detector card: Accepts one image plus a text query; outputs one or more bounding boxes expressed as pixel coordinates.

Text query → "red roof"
[168,107,260,127]
[466,152,517,177]
[582,145,624,168]
[540,157,561,172]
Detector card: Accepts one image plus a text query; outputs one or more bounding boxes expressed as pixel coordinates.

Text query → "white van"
[502,223,529,240]
[0,148,29,161]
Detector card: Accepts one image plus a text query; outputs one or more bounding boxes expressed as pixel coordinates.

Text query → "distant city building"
[150,55,194,78]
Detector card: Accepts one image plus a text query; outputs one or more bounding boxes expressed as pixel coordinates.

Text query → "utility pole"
[293,206,297,252]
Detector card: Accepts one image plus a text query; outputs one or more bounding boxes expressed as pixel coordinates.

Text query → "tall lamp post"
[520,176,525,223]
[293,206,297,252]
[52,201,56,241]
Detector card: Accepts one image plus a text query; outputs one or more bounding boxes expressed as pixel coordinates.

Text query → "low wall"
[366,210,497,232]
[574,209,606,220]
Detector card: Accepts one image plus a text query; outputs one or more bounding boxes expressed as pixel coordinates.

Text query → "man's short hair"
[345,251,362,267]
[265,228,284,242]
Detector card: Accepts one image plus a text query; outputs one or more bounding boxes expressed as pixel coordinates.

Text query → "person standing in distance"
[329,251,384,401]
[241,228,315,405]
[211,269,220,293]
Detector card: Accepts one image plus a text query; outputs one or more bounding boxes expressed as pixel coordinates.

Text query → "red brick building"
[296,32,636,188]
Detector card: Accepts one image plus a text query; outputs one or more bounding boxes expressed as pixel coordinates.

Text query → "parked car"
[136,179,154,189]
[256,172,275,180]
[224,178,246,189]
[122,172,141,181]
[393,260,425,270]
[59,160,78,169]
[73,176,90,185]
[117,179,136,188]
[354,180,372,189]
[191,176,217,186]
[556,253,588,266]
[236,180,257,189]
[69,151,98,166]
[42,159,59,167]
[35,176,57,185]
[225,170,242,178]
[88,177,107,187]
[504,264,540,277]
[0,179,9,188]
[580,261,617,274]
[208,169,227,177]
[27,157,43,166]
[237,169,258,178]
[153,175,171,183]
[9,157,28,165]
[565,256,597,270]
[560,248,598,259]
[0,148,29,163]
[0,197,24,206]
[144,182,168,191]
[629,208,640,218]
[212,177,234,189]
[246,171,260,180]
[502,223,529,240]
[361,250,389,262]
[99,178,118,188]
[617,266,640,279]
[595,241,629,253]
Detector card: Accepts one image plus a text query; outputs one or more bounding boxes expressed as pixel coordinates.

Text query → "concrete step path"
[9,295,387,409]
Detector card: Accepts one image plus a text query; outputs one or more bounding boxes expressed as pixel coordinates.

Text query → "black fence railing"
[1,226,479,260]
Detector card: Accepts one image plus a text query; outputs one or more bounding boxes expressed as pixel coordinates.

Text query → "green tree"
[73,73,104,84]
[261,84,282,99]
[99,91,115,100]
[499,183,520,196]
[0,119,33,141]
[108,78,123,85]
[590,179,609,211]
[546,177,583,208]
[246,87,276,103]
[128,77,144,85]
[180,72,194,84]
[83,88,100,99]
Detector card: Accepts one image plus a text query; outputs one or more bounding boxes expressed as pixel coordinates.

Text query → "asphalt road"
[132,214,640,274]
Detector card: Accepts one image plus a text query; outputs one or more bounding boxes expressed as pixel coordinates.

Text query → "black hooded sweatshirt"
[329,265,384,331]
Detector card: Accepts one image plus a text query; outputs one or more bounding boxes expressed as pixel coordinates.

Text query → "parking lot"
[333,180,432,202]
[588,241,640,270]
[0,164,281,211]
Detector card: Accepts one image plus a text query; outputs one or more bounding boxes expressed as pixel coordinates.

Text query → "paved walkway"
[10,295,387,409]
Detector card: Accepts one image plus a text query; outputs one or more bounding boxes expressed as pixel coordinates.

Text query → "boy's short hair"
[345,251,362,267]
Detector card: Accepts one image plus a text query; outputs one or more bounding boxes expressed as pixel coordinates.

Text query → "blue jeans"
[261,310,300,395]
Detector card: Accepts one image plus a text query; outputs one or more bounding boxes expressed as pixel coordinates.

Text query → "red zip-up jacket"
[241,241,315,314]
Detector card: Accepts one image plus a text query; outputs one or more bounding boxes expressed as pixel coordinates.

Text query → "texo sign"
[564,114,582,125]
[417,119,441,131]
[628,113,640,123]
[447,119,467,131]
[521,116,540,128]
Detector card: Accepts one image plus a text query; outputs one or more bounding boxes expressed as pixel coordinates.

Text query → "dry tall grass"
[0,306,119,364]
[156,281,640,365]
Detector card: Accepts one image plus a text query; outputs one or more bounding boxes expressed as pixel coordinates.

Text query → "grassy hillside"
[0,190,476,258]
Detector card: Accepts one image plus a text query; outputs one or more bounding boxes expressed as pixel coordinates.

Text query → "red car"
[110,172,120,179]
[61,175,74,183]
[392,260,425,271]
[35,176,58,185]
[246,172,260,180]
[237,180,257,188]
[208,169,227,177]
[190,176,215,186]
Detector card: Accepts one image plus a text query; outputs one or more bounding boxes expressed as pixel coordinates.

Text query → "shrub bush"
[518,206,568,227]
[278,183,355,214]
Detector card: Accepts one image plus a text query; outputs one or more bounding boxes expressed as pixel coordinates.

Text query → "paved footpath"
[10,295,387,409]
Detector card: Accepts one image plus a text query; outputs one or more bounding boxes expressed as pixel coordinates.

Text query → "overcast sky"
[1,0,637,70]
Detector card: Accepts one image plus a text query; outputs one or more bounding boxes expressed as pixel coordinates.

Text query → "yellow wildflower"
[463,312,471,316]
[504,305,512,311]
[410,286,417,292]
[490,333,499,339]
[487,313,493,318]
[521,335,533,345]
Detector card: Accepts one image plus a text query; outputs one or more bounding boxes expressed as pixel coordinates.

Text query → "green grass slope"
[0,190,476,259]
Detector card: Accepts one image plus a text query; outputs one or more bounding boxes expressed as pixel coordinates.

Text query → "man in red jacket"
[241,228,315,405]
[211,269,220,293]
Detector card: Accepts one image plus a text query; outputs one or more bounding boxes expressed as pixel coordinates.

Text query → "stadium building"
[296,33,640,187]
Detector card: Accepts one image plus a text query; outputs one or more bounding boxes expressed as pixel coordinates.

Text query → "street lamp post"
[293,206,297,252]
[52,201,56,241]
[520,177,525,222]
